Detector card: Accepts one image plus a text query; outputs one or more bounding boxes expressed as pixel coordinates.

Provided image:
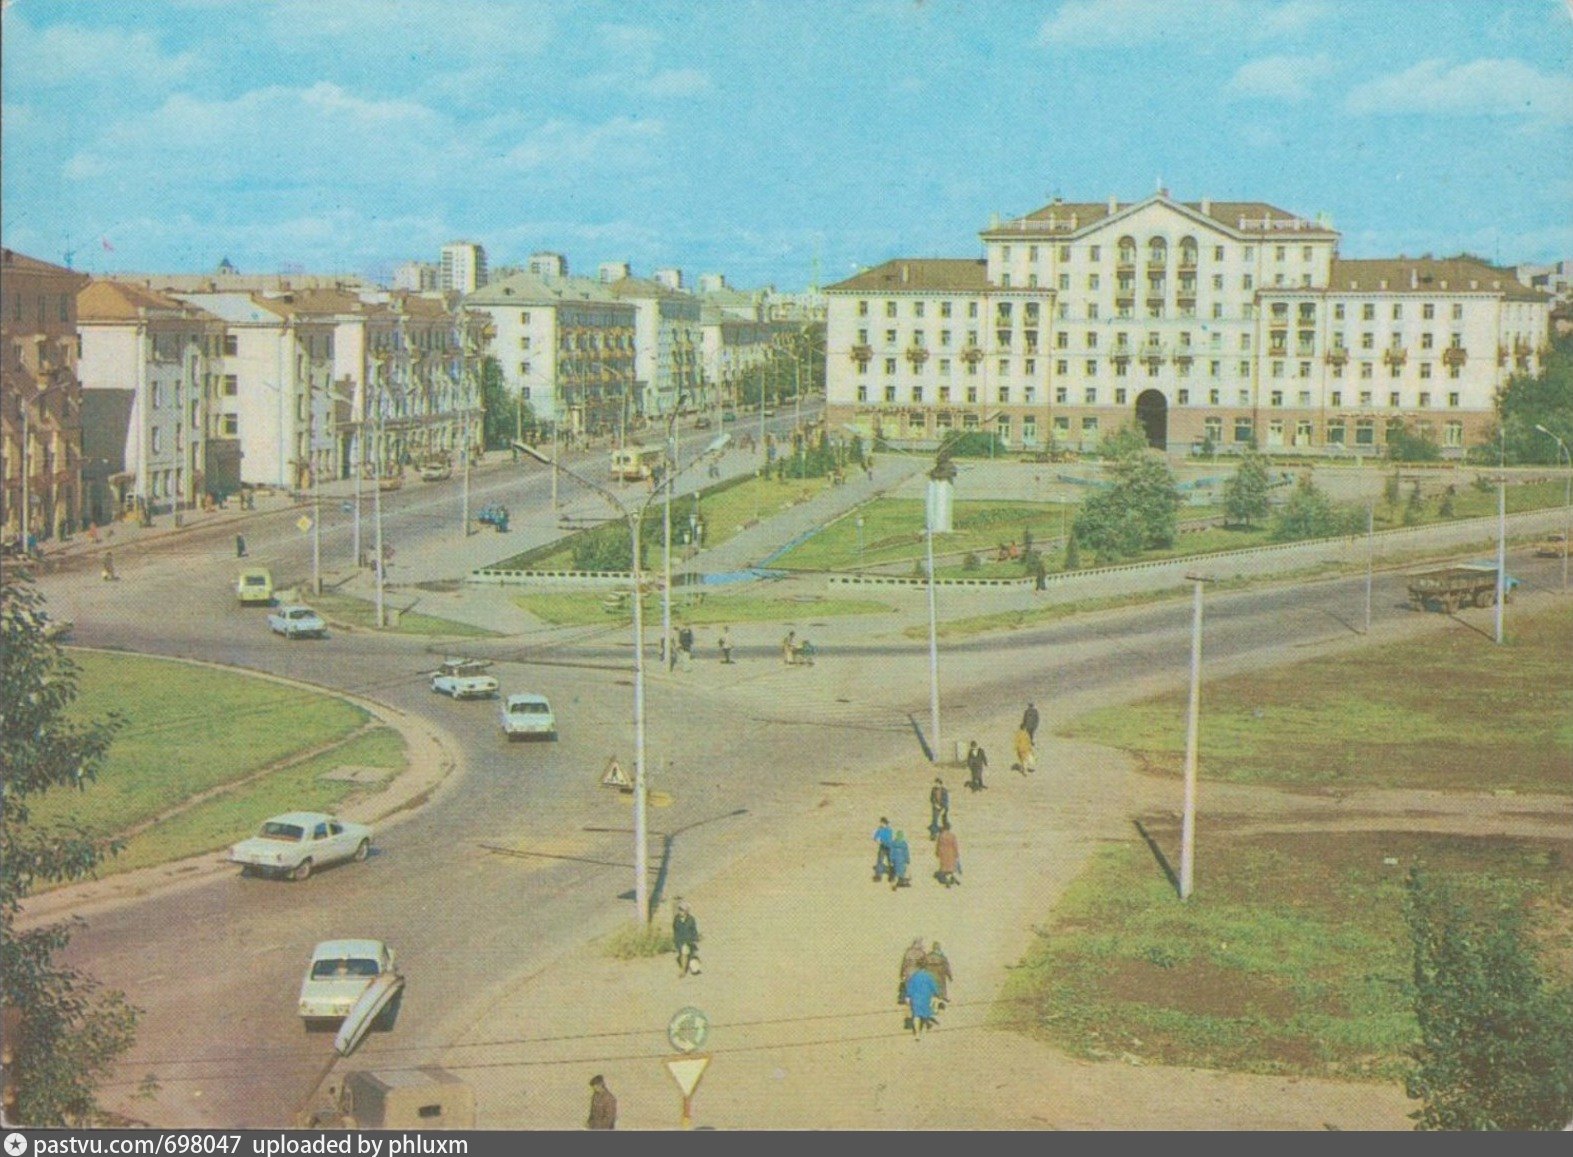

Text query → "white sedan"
[298,939,398,1030]
[501,693,557,741]
[229,812,372,881]
[268,605,328,639]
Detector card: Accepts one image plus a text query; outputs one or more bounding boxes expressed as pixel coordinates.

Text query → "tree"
[1468,333,1573,465]
[1271,474,1352,542]
[1222,445,1272,528]
[1,574,137,1125]
[1386,421,1443,463]
[1072,428,1181,564]
[478,357,528,451]
[1403,869,1573,1130]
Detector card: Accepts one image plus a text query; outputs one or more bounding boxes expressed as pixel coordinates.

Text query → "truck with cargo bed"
[1405,562,1518,613]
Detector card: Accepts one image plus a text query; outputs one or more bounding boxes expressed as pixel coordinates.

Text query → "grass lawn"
[310,590,495,637]
[997,829,1571,1081]
[1059,601,1573,794]
[513,589,895,628]
[36,652,406,883]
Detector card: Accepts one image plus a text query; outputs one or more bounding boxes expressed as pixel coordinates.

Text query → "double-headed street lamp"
[516,430,728,925]
[1535,424,1570,592]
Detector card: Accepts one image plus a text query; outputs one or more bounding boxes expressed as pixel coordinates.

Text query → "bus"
[610,445,663,481]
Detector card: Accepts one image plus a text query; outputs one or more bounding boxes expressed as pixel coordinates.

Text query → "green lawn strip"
[98,727,405,879]
[45,652,372,839]
[995,830,1569,1080]
[309,591,495,637]
[512,590,896,628]
[1058,601,1573,793]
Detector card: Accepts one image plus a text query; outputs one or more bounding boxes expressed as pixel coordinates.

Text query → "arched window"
[1146,237,1168,266]
[1178,237,1198,268]
[1117,236,1137,266]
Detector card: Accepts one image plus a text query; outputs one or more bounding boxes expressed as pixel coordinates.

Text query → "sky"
[2,0,1570,292]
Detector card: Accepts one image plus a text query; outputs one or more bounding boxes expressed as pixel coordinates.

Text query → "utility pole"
[1495,427,1506,645]
[1179,574,1212,900]
[1364,502,1373,634]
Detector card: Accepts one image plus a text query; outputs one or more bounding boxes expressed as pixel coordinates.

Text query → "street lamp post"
[1495,427,1506,646]
[1179,574,1213,901]
[1535,424,1570,591]
[516,431,728,925]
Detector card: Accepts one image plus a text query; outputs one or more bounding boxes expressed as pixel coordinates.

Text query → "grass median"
[1001,600,1573,1081]
[43,652,406,884]
[513,589,895,628]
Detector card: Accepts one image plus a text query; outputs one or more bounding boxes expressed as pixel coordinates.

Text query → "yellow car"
[237,567,274,605]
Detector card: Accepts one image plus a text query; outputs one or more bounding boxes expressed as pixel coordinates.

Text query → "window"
[858,301,869,316]
[221,414,238,436]
[1360,362,1374,379]
[1447,392,1460,407]
[1209,386,1221,403]
[1176,389,1189,404]
[1444,421,1463,447]
[223,334,239,356]
[1001,273,1012,288]
[856,384,869,402]
[1113,387,1126,404]
[1392,304,1403,320]
[1361,332,1375,350]
[1422,303,1435,320]
[1234,418,1254,444]
[1275,246,1286,261]
[1024,385,1036,403]
[858,328,869,344]
[1025,359,1036,376]
[1270,389,1284,406]
[912,386,924,403]
[966,386,978,402]
[1362,304,1375,321]
[1451,304,1463,321]
[996,386,1011,405]
[884,385,897,402]
[1327,421,1345,444]
[1389,391,1401,407]
[1028,246,1039,262]
[1360,390,1373,406]
[1209,363,1220,381]
[1420,363,1433,379]
[1086,360,1098,377]
[998,359,1010,377]
[1214,245,1225,260]
[1271,362,1285,379]
[914,301,925,317]
[1298,389,1311,406]
[1089,246,1101,260]
[1059,246,1071,262]
[1421,332,1434,349]
[1054,415,1070,434]
[1330,391,1342,407]
[885,329,897,345]
[939,358,951,375]
[939,385,951,401]
[1055,385,1069,403]
[940,301,952,318]
[1334,304,1346,320]
[1085,388,1098,404]
[1087,303,1099,320]
[151,427,163,454]
[1058,274,1071,291]
[1082,417,1099,433]
[1355,419,1375,445]
[1419,390,1431,406]
[519,361,530,375]
[886,301,897,318]
[968,302,979,318]
[1242,274,1253,290]
[884,358,897,375]
[1088,274,1101,290]
[519,335,531,349]
[1055,361,1068,377]
[223,374,238,395]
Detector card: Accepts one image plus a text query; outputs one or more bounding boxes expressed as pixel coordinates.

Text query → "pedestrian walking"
[1012,725,1037,775]
[965,740,988,792]
[586,1075,617,1130]
[1021,701,1040,744]
[922,941,954,1007]
[904,961,940,1039]
[717,626,733,664]
[100,551,116,581]
[888,830,912,890]
[677,624,694,670]
[934,822,961,888]
[872,816,894,882]
[781,629,798,666]
[898,936,928,1003]
[235,533,247,558]
[927,778,950,840]
[672,899,702,976]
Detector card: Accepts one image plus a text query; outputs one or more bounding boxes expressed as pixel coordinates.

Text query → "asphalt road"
[34,449,1567,1128]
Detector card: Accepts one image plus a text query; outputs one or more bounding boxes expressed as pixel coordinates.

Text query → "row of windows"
[996,241,1320,265]
[854,382,1469,411]
[8,292,73,326]
[851,296,1479,324]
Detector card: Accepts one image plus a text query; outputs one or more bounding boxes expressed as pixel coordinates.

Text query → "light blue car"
[268,604,328,639]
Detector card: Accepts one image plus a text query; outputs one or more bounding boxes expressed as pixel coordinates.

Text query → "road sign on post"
[663,1054,711,1129]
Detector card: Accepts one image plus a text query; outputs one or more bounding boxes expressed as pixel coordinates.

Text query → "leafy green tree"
[1438,485,1456,520]
[1223,445,1272,528]
[1,575,137,1125]
[940,430,1005,458]
[1403,869,1573,1130]
[1072,428,1181,564]
[1271,474,1352,541]
[1386,421,1443,463]
[1063,533,1080,570]
[571,521,645,572]
[1471,333,1573,465]
[478,357,532,450]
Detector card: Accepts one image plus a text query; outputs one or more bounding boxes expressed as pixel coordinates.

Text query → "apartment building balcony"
[1325,347,1349,365]
[850,344,873,364]
[1116,257,1136,272]
[1177,255,1198,270]
[1383,347,1408,367]
[905,345,930,367]
[960,346,984,365]
[1296,346,1316,358]
[1441,346,1467,368]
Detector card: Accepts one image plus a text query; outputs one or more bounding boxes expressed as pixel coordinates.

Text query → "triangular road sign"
[664,1054,710,1098]
[601,757,632,789]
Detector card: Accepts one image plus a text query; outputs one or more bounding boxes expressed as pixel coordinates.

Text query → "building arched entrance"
[1135,389,1168,450]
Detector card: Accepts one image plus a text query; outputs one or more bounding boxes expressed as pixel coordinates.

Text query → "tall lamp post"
[517,431,728,925]
[1535,424,1570,592]
[1179,573,1214,901]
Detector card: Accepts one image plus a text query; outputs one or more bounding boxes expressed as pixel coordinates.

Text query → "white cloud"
[1345,58,1573,123]
[1227,54,1335,102]
[0,11,198,91]
[1038,0,1328,47]
[644,69,712,98]
[501,116,665,171]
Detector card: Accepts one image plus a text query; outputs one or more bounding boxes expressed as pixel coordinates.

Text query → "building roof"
[78,280,220,323]
[607,276,697,302]
[1326,257,1550,302]
[984,194,1337,240]
[2,248,85,277]
[170,291,299,325]
[464,271,630,308]
[825,259,990,294]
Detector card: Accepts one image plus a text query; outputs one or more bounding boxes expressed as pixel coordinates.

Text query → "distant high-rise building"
[653,268,684,291]
[439,242,488,293]
[394,261,439,292]
[599,261,632,284]
[529,252,569,279]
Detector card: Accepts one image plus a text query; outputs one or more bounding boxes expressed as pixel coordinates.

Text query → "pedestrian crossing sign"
[601,757,632,790]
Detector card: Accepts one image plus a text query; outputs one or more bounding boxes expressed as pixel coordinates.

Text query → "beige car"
[1533,532,1567,558]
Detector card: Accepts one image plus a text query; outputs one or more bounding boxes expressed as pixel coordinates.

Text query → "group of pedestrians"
[872,778,966,893]
[898,937,954,1040]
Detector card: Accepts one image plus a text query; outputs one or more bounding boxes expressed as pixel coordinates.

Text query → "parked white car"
[501,693,557,741]
[229,812,372,881]
[298,939,397,1029]
[269,605,327,639]
[430,657,499,700]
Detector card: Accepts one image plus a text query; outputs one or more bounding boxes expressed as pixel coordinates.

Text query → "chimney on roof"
[1410,269,1418,290]
[1108,195,1118,213]
[901,263,910,285]
[1200,198,1211,215]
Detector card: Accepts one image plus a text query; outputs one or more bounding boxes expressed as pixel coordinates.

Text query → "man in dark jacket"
[672,900,701,976]
[965,741,988,792]
[928,778,950,840]
[586,1075,617,1129]
[1021,701,1040,743]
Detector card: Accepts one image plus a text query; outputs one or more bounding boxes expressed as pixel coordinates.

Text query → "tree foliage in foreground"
[1072,426,1181,564]
[1270,474,1358,542]
[1222,445,1273,528]
[1,574,137,1125]
[1403,869,1573,1131]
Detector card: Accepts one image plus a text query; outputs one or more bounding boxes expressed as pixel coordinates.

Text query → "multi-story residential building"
[439,242,488,294]
[608,275,703,416]
[464,272,638,438]
[825,191,1552,455]
[392,261,439,292]
[76,281,231,522]
[2,248,89,542]
[170,292,337,488]
[528,252,569,279]
[698,305,780,412]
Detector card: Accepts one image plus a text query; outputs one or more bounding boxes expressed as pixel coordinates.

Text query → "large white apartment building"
[826,191,1552,455]
[464,272,637,437]
[76,281,230,516]
[608,275,703,417]
[439,241,488,294]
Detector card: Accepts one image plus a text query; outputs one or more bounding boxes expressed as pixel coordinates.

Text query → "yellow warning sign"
[663,1054,710,1099]
[601,757,632,789]
[296,515,313,533]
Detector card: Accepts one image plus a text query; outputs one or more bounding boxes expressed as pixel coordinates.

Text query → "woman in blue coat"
[905,965,939,1038]
[888,830,912,890]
